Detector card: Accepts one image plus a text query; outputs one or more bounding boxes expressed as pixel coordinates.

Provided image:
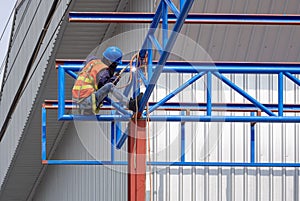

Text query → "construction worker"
[72,46,143,114]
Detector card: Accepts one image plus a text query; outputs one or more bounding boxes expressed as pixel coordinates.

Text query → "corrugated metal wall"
[33,122,128,201]
[32,0,300,200]
[0,0,56,188]
[0,0,73,200]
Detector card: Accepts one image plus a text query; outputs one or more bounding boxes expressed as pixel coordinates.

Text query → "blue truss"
[42,0,300,166]
[57,61,300,122]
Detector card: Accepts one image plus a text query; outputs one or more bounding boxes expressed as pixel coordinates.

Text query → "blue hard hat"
[103,46,123,64]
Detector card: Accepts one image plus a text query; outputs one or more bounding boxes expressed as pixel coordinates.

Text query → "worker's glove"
[109,75,120,85]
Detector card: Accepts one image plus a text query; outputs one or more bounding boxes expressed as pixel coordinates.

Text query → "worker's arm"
[108,75,120,85]
[97,70,111,89]
[96,69,120,89]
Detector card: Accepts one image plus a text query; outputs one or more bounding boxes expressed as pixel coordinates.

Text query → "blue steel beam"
[57,61,300,74]
[65,69,78,79]
[42,107,47,161]
[58,66,65,119]
[116,127,129,149]
[138,69,149,87]
[250,112,255,163]
[164,0,180,18]
[45,160,128,165]
[111,113,115,162]
[57,111,300,123]
[147,42,153,80]
[147,162,300,167]
[139,1,163,58]
[180,111,186,162]
[284,72,300,86]
[60,114,131,121]
[68,12,300,25]
[278,73,284,116]
[105,97,132,116]
[44,160,300,167]
[147,71,206,114]
[146,116,300,122]
[148,34,163,55]
[206,72,212,116]
[213,72,276,116]
[180,0,185,10]
[45,100,300,112]
[138,0,195,114]
[162,1,168,48]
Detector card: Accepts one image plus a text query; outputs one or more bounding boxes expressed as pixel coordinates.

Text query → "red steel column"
[128,119,146,201]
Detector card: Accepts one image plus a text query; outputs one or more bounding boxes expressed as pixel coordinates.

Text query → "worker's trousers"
[94,83,129,106]
[78,83,129,113]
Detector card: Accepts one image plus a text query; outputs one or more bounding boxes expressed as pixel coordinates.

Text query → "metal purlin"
[42,0,300,170]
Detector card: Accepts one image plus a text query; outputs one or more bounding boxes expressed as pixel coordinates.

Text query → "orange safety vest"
[72,59,108,103]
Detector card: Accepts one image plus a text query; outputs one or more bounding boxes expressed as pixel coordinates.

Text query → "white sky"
[0,0,17,89]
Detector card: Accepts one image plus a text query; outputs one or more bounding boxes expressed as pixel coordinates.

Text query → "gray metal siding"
[0,0,72,200]
[33,123,127,201]
[0,0,54,130]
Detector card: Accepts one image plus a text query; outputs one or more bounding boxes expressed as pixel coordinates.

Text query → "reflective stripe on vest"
[72,85,94,90]
[72,59,108,102]
[76,76,94,84]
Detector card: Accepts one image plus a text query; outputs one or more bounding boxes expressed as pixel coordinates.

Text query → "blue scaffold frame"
[42,0,300,167]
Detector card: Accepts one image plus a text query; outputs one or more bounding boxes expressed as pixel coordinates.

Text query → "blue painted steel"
[151,102,300,111]
[47,160,127,165]
[164,0,180,18]
[58,62,300,74]
[148,34,163,55]
[213,72,276,116]
[123,76,133,97]
[56,109,300,123]
[147,161,300,167]
[116,128,128,149]
[105,97,132,115]
[42,107,47,161]
[45,160,300,167]
[132,63,140,98]
[139,1,163,58]
[116,122,122,143]
[60,114,132,121]
[147,115,300,122]
[111,117,115,162]
[147,40,153,80]
[69,12,300,25]
[138,69,149,87]
[284,72,300,86]
[180,0,185,10]
[47,100,300,112]
[66,69,78,79]
[250,112,255,163]
[206,72,212,116]
[139,0,195,114]
[278,72,284,116]
[58,66,65,120]
[162,1,168,48]
[181,111,185,162]
[147,71,206,114]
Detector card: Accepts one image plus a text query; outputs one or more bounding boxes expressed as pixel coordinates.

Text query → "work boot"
[128,93,144,112]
